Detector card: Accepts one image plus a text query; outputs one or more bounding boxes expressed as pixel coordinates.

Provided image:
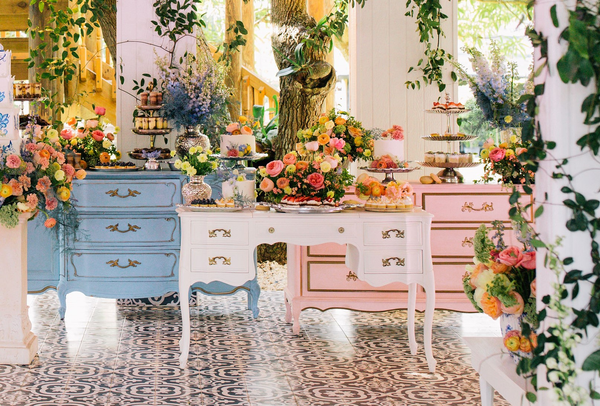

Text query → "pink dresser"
[299,183,533,312]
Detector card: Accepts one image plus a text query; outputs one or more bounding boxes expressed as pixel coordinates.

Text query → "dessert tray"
[417,161,480,169]
[360,166,419,174]
[271,204,345,214]
[132,128,172,135]
[425,108,470,115]
[136,105,163,110]
[128,151,172,160]
[421,134,477,142]
[176,204,243,212]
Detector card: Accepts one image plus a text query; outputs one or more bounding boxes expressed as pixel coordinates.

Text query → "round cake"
[373,139,404,161]
[222,179,256,202]
[220,134,255,158]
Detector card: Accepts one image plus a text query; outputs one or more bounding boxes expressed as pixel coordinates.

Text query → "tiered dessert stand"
[359,166,419,185]
[129,104,173,168]
[418,102,480,183]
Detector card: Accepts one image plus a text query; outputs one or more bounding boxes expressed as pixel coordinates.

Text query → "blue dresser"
[27,171,260,319]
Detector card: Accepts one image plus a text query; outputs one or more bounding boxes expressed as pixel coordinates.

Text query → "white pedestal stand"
[0,214,38,364]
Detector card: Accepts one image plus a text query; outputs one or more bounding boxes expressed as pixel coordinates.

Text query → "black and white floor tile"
[1,290,511,406]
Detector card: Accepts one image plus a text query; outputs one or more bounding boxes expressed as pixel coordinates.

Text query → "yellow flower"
[259,167,267,176]
[504,115,513,124]
[237,175,245,182]
[187,167,197,176]
[286,164,296,174]
[114,126,120,133]
[239,116,248,123]
[102,139,112,149]
[170,150,177,157]
[46,128,59,141]
[510,135,517,143]
[56,186,71,202]
[198,154,208,163]
[52,162,61,171]
[283,186,292,195]
[70,139,78,146]
[327,191,334,199]
[206,149,212,155]
[189,147,197,154]
[320,161,332,173]
[174,160,182,169]
[499,142,508,149]
[182,161,191,171]
[54,170,65,181]
[0,184,12,198]
[211,161,218,169]
[354,136,362,146]
[325,120,335,130]
[318,116,328,125]
[364,149,372,157]
[115,150,121,160]
[480,149,490,160]
[505,149,515,157]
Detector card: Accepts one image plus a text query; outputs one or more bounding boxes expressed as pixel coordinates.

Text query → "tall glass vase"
[182,175,212,205]
[175,126,211,158]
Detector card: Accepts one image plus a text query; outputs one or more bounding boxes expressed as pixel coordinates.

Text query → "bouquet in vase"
[463,222,537,356]
[172,146,218,177]
[479,135,533,184]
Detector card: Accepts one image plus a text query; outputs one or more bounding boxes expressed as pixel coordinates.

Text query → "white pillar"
[535,0,600,403]
[0,215,38,364]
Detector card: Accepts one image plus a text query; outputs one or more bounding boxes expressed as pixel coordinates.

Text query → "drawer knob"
[346,271,358,282]
[208,256,231,266]
[208,229,232,238]
[106,259,141,269]
[338,227,345,234]
[382,229,404,239]
[106,188,141,199]
[106,223,141,233]
[268,227,275,234]
[462,237,474,247]
[382,257,405,267]
[461,202,494,212]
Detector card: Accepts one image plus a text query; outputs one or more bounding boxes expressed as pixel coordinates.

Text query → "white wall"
[349,0,458,181]
[116,0,195,158]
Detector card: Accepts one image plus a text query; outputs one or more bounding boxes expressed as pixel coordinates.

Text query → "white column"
[535,0,600,403]
[0,215,38,364]
[349,0,458,180]
[116,0,196,158]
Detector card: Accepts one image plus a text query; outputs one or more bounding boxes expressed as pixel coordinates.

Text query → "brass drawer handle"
[461,202,494,212]
[106,188,141,199]
[462,237,474,247]
[106,223,141,233]
[106,259,141,268]
[268,227,275,234]
[338,227,345,234]
[346,271,358,282]
[382,229,404,239]
[382,257,405,267]
[208,256,231,266]
[208,229,231,238]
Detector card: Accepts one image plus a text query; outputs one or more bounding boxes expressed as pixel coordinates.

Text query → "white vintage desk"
[177,208,436,371]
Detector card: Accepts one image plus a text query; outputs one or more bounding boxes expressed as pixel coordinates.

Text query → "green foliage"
[0,204,20,229]
[462,273,482,313]
[473,224,494,264]
[152,0,204,42]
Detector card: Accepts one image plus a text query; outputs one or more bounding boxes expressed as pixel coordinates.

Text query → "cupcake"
[424,151,435,163]
[448,153,459,164]
[435,152,446,164]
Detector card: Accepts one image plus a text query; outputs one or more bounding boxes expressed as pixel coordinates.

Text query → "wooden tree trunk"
[226,0,242,120]
[271,0,336,159]
[96,0,117,67]
[242,0,255,70]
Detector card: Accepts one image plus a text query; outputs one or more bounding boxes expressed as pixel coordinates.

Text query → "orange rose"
[56,186,71,202]
[38,149,51,159]
[318,133,330,146]
[529,332,538,349]
[480,292,502,319]
[490,261,510,274]
[520,336,532,353]
[295,161,309,172]
[504,330,521,352]
[296,142,307,156]
[318,115,328,125]
[335,117,346,125]
[348,126,362,137]
[283,153,296,165]
[67,117,77,126]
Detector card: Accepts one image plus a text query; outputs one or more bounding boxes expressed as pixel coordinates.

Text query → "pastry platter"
[176,204,243,212]
[271,204,345,214]
[421,134,477,142]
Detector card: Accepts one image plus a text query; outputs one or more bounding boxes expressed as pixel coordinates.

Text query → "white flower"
[17,202,31,212]
[546,358,558,369]
[102,139,112,149]
[54,170,65,181]
[473,269,495,289]
[174,160,182,169]
[325,120,335,130]
[548,371,560,383]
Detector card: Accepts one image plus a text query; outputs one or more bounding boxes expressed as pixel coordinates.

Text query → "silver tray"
[211,153,269,161]
[421,134,477,142]
[360,166,419,174]
[425,108,470,115]
[271,204,344,214]
[417,161,480,169]
[88,167,142,172]
[176,204,243,212]
[364,207,414,213]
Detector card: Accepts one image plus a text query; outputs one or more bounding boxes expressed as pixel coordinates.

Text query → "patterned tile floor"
[0,290,511,406]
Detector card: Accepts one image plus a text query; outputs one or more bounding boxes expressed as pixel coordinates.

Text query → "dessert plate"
[176,204,243,212]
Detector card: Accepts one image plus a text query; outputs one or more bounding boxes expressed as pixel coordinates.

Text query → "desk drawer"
[74,216,179,245]
[66,251,178,280]
[190,221,248,246]
[364,249,423,274]
[190,248,250,273]
[422,193,532,223]
[257,222,357,241]
[306,261,408,292]
[72,179,180,210]
[363,222,422,246]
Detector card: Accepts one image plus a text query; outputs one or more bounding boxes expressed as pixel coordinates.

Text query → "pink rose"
[516,147,527,156]
[265,160,284,177]
[62,164,76,177]
[227,148,239,157]
[240,125,253,135]
[489,147,506,162]
[60,128,74,140]
[259,178,274,193]
[94,106,106,116]
[500,291,525,316]
[498,246,524,267]
[77,129,87,139]
[91,130,105,142]
[530,279,536,298]
[305,141,320,152]
[517,250,536,270]
[329,137,346,152]
[324,155,338,169]
[45,196,58,211]
[6,154,21,169]
[226,123,240,133]
[85,119,99,129]
[483,138,495,149]
[307,173,325,190]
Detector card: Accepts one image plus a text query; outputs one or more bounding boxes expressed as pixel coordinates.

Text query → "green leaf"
[550,5,559,27]
[526,392,537,402]
[534,205,544,218]
[582,350,600,371]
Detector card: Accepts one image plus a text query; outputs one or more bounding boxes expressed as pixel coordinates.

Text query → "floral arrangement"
[463,223,537,355]
[374,125,404,140]
[355,174,413,201]
[172,146,218,177]
[0,140,85,229]
[479,135,532,184]
[223,116,259,157]
[56,106,120,168]
[455,42,532,130]
[369,154,409,170]
[257,151,353,203]
[156,53,229,131]
[296,109,373,162]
